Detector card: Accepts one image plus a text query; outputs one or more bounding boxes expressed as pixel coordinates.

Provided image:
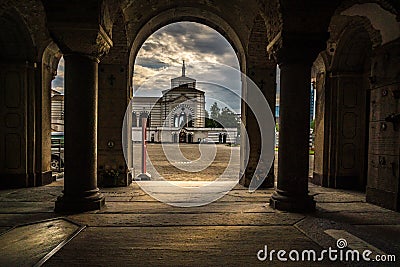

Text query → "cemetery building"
[132,61,237,143]
[51,89,64,132]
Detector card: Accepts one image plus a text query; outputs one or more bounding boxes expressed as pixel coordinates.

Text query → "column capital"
[42,0,114,61]
[267,31,329,66]
[49,24,113,62]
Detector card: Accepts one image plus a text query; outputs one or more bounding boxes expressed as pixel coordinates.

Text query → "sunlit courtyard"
[133,143,240,181]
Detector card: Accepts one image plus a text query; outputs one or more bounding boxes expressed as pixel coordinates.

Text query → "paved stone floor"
[0,179,399,266]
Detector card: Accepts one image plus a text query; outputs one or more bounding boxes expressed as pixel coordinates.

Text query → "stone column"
[55,54,105,212]
[43,1,113,212]
[270,62,315,211]
[269,35,327,212]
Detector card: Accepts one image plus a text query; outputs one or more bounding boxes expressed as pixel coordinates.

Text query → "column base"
[55,190,105,213]
[136,173,151,181]
[269,190,315,212]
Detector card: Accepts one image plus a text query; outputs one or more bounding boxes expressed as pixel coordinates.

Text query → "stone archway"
[42,42,63,183]
[188,133,193,143]
[126,7,249,79]
[311,0,400,211]
[0,9,37,188]
[125,6,278,189]
[125,8,250,181]
[313,16,374,191]
[332,25,372,190]
[179,131,187,143]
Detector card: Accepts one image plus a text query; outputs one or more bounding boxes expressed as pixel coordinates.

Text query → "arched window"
[174,114,178,127]
[179,112,186,127]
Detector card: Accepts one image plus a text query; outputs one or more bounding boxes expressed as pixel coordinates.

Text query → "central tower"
[171,60,196,88]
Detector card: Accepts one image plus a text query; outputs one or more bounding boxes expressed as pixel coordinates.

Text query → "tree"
[205,117,219,128]
[218,107,239,128]
[205,102,238,128]
[210,102,220,121]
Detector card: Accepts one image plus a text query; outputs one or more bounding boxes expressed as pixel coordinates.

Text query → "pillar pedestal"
[270,190,315,212]
[55,189,105,212]
[55,54,105,213]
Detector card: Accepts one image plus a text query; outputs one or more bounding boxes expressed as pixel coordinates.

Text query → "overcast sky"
[52,22,243,112]
[52,57,64,94]
[133,22,242,113]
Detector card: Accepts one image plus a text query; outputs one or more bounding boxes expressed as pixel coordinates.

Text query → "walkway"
[0,180,399,266]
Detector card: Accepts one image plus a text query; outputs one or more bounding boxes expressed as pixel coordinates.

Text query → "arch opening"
[130,21,243,183]
[127,7,248,86]
[313,16,374,191]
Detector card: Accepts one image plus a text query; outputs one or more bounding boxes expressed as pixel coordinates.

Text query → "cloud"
[134,22,241,112]
[135,58,169,70]
[52,57,64,94]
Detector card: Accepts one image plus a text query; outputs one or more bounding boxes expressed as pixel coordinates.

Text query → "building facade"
[51,89,64,132]
[132,62,237,143]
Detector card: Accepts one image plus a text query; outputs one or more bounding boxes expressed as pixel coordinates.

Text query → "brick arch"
[126,7,247,84]
[0,0,50,59]
[103,9,129,65]
[247,13,271,67]
[330,22,373,72]
[332,1,399,47]
[255,0,282,45]
[334,0,399,17]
